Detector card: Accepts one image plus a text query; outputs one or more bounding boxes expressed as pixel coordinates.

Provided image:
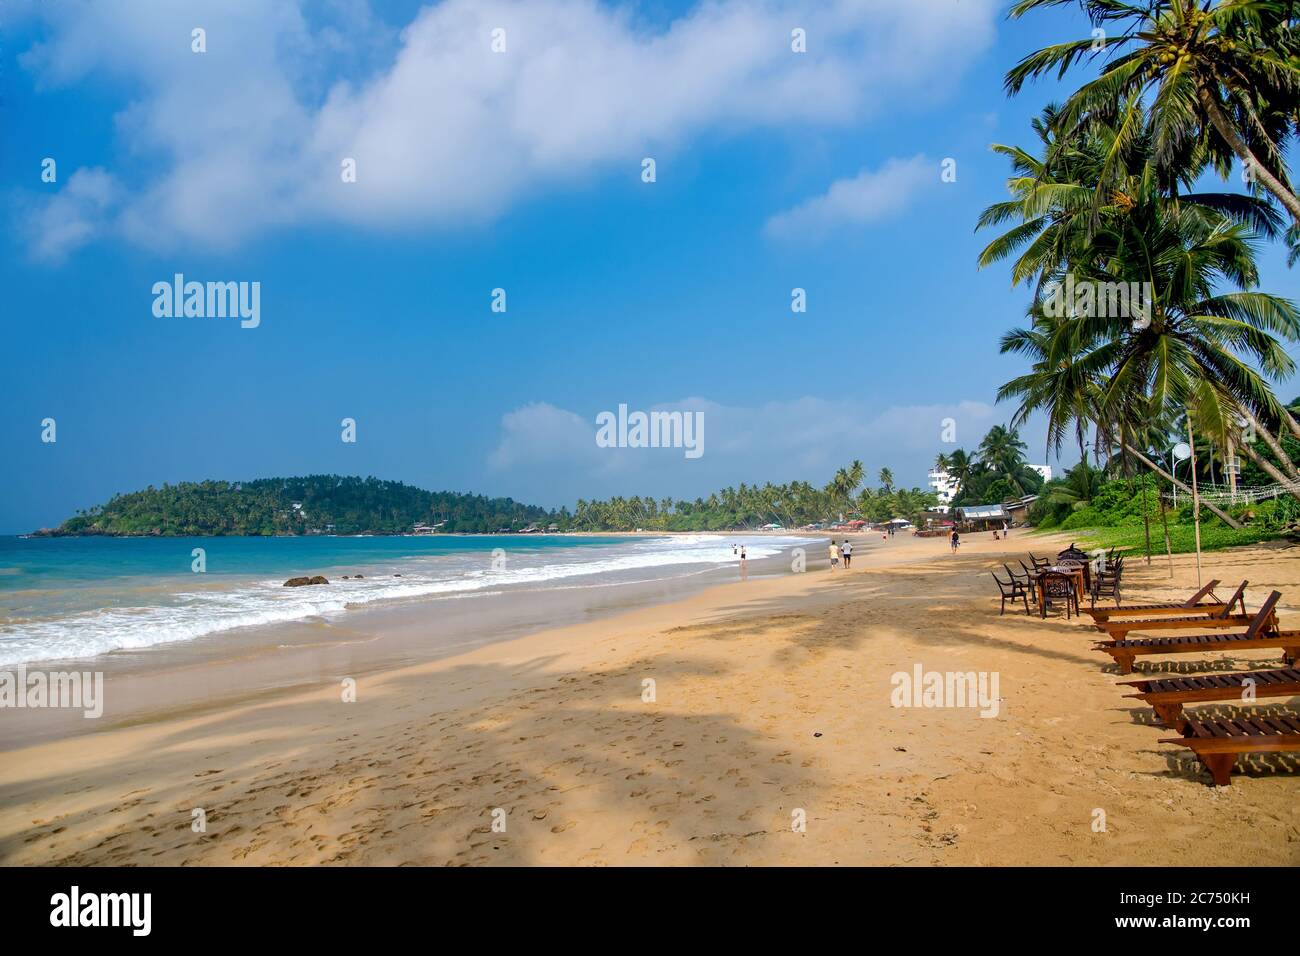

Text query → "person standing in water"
[828,540,840,570]
[840,539,853,569]
[740,546,748,581]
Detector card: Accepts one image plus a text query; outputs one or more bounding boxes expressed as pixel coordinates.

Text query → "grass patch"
[1059,522,1281,555]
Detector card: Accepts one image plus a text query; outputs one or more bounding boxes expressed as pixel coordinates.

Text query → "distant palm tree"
[878,467,895,493]
[979,425,1030,477]
[933,453,950,473]
[946,450,974,489]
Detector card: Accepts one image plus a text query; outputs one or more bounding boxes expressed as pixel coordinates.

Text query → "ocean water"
[0,534,809,666]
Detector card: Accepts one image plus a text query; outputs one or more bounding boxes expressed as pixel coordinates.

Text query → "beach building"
[955,503,1007,530]
[927,468,960,512]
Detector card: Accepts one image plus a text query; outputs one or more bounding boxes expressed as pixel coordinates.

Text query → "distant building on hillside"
[928,468,960,513]
[1027,464,1053,483]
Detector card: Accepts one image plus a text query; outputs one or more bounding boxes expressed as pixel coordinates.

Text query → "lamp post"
[1169,442,1191,507]
[1184,425,1203,588]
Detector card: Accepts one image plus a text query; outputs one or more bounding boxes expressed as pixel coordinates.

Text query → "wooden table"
[1033,565,1086,617]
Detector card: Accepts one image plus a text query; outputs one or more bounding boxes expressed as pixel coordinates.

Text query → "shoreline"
[3,529,1297,866]
[0,533,829,747]
[0,531,824,680]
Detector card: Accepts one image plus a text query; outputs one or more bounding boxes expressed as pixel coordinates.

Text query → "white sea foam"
[0,535,809,666]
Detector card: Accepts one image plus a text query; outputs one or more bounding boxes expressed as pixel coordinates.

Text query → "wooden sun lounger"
[1119,667,1300,730]
[1093,582,1258,641]
[1084,579,1231,624]
[1160,715,1300,786]
[1094,592,1298,675]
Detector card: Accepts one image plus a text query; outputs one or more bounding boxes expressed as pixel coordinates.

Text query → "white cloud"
[14,0,1000,258]
[764,154,933,239]
[487,402,605,471]
[23,167,120,262]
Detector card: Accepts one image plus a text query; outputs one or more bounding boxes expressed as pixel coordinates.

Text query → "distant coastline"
[36,465,943,538]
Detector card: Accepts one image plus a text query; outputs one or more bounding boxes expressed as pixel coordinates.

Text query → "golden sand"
[2,531,1297,865]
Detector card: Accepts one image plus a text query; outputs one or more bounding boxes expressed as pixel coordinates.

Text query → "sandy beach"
[2,530,1298,866]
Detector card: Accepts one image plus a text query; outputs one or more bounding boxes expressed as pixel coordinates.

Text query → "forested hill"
[39,476,560,536]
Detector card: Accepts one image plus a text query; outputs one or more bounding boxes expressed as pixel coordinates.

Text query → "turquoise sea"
[0,533,808,666]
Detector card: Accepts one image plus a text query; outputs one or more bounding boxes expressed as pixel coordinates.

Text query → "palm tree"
[847,459,865,492]
[878,467,895,493]
[946,449,974,491]
[979,425,1030,476]
[933,453,950,474]
[1006,1,1300,225]
[981,109,1300,517]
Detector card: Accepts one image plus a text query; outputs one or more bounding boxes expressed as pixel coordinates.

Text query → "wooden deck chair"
[1093,581,1257,641]
[1094,591,1299,675]
[1083,579,1228,623]
[1119,666,1300,730]
[1159,715,1300,786]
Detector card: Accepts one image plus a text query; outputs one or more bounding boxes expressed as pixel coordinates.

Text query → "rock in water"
[283,575,330,587]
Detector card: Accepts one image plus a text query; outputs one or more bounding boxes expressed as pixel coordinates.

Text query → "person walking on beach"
[840,539,852,569]
[828,540,840,570]
[1003,521,1010,538]
[950,529,960,553]
[740,546,748,581]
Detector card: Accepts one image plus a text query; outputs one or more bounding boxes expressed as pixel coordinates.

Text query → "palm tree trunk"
[1238,442,1300,500]
[1197,84,1300,225]
[1122,433,1152,564]
[1158,493,1174,577]
[1120,441,1243,528]
[1238,407,1299,480]
[1281,408,1300,444]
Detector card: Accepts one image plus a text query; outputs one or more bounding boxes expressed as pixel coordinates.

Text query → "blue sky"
[2,0,1297,533]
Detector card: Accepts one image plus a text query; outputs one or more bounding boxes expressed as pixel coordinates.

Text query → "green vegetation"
[42,464,942,536]
[573,461,937,531]
[940,425,1046,511]
[1026,462,1300,555]
[982,1,1300,561]
[44,477,557,536]
[1071,522,1280,556]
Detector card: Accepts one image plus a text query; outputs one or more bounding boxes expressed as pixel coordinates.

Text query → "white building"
[1027,464,1053,484]
[927,469,960,513]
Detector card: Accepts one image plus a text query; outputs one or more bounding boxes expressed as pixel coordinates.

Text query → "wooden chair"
[1120,666,1300,730]
[1160,715,1300,786]
[1094,591,1299,674]
[991,570,1031,616]
[1039,570,1079,619]
[1027,553,1051,571]
[1093,581,1256,642]
[1084,579,1227,623]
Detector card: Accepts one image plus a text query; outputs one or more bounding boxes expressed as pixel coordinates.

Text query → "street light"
[1169,442,1191,506]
